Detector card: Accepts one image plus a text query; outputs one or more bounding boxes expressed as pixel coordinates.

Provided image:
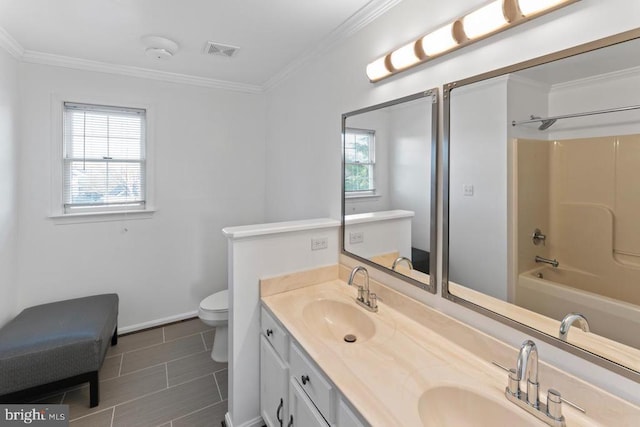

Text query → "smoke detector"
[141,35,179,60]
[204,41,240,58]
[145,48,172,60]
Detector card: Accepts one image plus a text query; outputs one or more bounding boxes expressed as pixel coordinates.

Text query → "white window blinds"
[63,102,146,213]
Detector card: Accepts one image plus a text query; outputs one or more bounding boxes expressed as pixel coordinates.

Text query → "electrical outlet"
[311,237,328,251]
[349,231,364,244]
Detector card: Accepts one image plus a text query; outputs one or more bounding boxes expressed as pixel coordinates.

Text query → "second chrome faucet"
[347,266,378,312]
[503,340,566,427]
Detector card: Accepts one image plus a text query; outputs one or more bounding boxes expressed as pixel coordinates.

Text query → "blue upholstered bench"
[0,294,118,407]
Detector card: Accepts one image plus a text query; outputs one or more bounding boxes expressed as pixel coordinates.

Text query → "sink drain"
[344,334,357,343]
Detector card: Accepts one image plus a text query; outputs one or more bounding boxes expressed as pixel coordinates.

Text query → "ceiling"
[0,0,393,90]
[515,37,640,86]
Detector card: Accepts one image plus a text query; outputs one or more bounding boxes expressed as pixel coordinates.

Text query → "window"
[344,128,375,195]
[63,102,146,214]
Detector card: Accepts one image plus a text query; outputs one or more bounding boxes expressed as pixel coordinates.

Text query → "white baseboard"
[224,412,264,427]
[118,310,199,334]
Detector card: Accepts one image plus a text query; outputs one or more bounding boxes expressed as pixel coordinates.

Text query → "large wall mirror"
[342,89,438,293]
[443,29,640,380]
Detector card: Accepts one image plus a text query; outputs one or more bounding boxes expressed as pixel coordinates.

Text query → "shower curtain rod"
[511,104,640,127]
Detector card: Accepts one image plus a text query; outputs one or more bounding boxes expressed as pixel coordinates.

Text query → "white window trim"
[345,191,381,200]
[49,92,156,224]
[344,127,377,196]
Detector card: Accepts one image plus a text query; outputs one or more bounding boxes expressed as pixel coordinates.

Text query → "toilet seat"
[200,289,228,313]
[198,290,228,323]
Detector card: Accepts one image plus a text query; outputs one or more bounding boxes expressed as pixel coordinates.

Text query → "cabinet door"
[261,336,288,427]
[287,379,328,427]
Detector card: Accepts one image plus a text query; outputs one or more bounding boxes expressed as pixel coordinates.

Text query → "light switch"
[463,184,474,196]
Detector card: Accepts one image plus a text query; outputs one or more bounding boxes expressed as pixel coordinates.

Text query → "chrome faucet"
[347,266,378,312]
[559,313,589,340]
[517,340,539,407]
[391,256,413,271]
[535,255,559,268]
[503,340,566,426]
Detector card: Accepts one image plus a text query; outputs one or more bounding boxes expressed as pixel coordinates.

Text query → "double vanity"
[258,265,639,427]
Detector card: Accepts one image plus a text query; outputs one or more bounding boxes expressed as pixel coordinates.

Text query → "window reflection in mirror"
[444,30,640,380]
[342,89,438,293]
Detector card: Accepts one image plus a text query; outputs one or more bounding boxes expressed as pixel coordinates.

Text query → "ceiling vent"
[204,41,240,58]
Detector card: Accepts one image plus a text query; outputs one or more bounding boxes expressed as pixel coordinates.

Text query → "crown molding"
[550,64,640,91]
[1,1,399,95]
[263,0,402,91]
[21,51,263,93]
[507,74,551,91]
[0,26,24,59]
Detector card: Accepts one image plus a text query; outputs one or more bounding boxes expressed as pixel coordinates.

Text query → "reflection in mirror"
[444,29,640,380]
[342,90,437,293]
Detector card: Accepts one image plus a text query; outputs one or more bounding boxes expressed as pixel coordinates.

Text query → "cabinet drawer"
[289,378,329,427]
[261,308,289,361]
[290,342,334,423]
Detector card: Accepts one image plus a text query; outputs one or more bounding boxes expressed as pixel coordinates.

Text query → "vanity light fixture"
[366,0,580,82]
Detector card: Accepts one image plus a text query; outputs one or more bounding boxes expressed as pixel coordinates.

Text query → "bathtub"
[516,266,640,349]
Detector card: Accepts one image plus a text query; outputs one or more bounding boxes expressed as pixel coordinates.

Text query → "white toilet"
[198,289,229,362]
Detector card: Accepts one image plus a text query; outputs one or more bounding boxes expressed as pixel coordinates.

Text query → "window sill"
[345,193,381,200]
[49,209,156,225]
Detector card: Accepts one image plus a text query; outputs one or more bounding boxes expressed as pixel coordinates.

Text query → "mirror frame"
[342,89,439,294]
[442,28,640,382]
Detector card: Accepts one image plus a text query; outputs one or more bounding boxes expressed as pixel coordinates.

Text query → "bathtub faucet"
[535,255,559,268]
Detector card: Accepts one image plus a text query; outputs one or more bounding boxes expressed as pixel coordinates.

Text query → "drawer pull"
[276,398,283,426]
[301,375,310,385]
[287,414,294,427]
[266,328,273,337]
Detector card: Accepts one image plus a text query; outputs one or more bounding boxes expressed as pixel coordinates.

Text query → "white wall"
[224,219,340,427]
[344,213,412,259]
[16,63,266,329]
[264,0,640,403]
[449,76,509,300]
[389,98,432,251]
[0,47,19,327]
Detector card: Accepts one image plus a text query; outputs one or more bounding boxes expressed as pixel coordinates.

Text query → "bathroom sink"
[302,299,376,344]
[418,386,544,427]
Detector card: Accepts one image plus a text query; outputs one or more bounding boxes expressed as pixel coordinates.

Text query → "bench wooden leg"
[111,326,118,346]
[89,371,99,408]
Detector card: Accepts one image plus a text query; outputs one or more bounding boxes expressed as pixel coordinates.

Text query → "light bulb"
[390,41,420,70]
[462,0,508,39]
[421,23,458,56]
[518,0,568,16]
[366,57,391,81]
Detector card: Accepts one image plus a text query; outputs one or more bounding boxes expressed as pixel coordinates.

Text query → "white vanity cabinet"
[260,309,290,427]
[260,307,368,427]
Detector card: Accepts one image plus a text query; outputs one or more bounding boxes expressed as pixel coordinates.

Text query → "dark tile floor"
[32,318,227,427]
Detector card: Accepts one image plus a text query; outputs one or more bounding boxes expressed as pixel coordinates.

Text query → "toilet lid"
[200,290,228,312]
